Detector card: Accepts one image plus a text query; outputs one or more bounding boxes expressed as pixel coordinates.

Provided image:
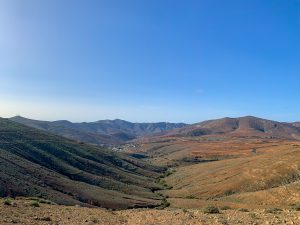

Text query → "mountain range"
[10,116,187,145]
[2,115,300,211]
[9,116,300,145]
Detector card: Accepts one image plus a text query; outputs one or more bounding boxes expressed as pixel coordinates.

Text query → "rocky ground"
[1,199,300,225]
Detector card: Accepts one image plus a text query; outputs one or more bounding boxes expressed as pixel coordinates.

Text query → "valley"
[1,116,300,224]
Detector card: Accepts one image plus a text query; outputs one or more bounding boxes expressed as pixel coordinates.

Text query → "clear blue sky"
[0,0,299,123]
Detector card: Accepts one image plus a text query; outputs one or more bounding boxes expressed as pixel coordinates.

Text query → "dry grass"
[160,140,300,209]
[133,136,293,166]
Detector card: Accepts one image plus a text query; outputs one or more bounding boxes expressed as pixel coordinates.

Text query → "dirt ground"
[1,199,300,225]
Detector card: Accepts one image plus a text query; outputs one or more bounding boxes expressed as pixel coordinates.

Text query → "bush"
[4,199,12,206]
[265,208,282,214]
[28,197,53,205]
[203,206,220,214]
[39,199,53,204]
[30,201,40,207]
[156,192,164,197]
[91,218,99,223]
[224,190,236,196]
[40,217,51,221]
[161,198,170,208]
[157,198,170,209]
[249,213,257,219]
[238,208,249,212]
[186,195,196,199]
[220,205,231,210]
[292,204,300,211]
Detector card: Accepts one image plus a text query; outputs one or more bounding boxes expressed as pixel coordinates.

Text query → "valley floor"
[1,199,300,225]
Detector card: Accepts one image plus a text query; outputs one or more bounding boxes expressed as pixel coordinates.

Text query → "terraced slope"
[0,118,164,209]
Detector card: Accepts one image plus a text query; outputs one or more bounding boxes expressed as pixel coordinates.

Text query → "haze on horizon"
[0,0,299,123]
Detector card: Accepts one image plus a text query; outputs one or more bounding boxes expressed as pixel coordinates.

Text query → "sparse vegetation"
[220,205,231,210]
[156,192,164,197]
[30,201,40,207]
[0,118,163,209]
[182,208,188,213]
[203,206,220,214]
[38,216,51,221]
[249,213,257,219]
[157,198,170,209]
[39,199,54,204]
[159,169,175,178]
[224,190,236,196]
[91,217,99,223]
[1,198,299,225]
[238,208,249,212]
[2,115,300,225]
[265,208,282,214]
[28,197,54,205]
[4,198,12,206]
[155,178,172,190]
[292,204,300,211]
[186,195,196,199]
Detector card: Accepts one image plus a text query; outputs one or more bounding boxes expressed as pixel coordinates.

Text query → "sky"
[0,0,299,123]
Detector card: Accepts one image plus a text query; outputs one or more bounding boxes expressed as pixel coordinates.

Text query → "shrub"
[220,205,231,210]
[186,195,196,199]
[91,218,99,223]
[292,204,300,211]
[238,208,249,212]
[224,190,236,196]
[156,192,164,197]
[39,199,53,204]
[28,197,53,205]
[157,198,170,209]
[40,217,51,221]
[4,199,12,206]
[203,206,220,214]
[161,198,170,208]
[249,213,257,219]
[30,201,40,207]
[265,208,282,214]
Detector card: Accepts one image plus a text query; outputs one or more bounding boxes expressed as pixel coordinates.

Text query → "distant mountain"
[0,118,164,209]
[166,116,300,140]
[10,116,187,145]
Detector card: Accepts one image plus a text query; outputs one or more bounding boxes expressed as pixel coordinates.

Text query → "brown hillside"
[167,116,300,140]
[0,118,164,209]
[163,141,300,209]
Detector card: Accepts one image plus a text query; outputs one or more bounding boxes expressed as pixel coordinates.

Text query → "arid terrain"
[2,116,300,224]
[0,118,164,209]
[1,198,300,225]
